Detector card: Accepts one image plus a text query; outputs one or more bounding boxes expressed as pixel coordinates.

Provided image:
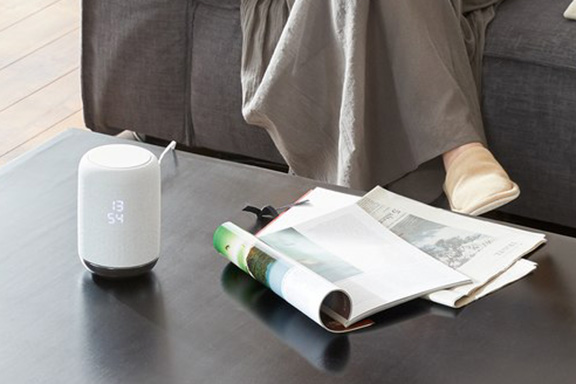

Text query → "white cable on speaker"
[132,131,146,142]
[158,141,177,165]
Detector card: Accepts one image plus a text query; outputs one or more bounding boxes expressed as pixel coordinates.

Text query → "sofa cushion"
[197,0,239,9]
[190,1,285,164]
[485,0,576,71]
[81,0,191,143]
[482,0,576,227]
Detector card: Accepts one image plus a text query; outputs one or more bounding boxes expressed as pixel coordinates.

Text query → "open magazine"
[213,187,546,333]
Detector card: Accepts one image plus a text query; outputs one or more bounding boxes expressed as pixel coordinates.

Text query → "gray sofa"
[81,0,576,229]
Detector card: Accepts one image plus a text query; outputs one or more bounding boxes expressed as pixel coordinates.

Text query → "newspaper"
[357,187,545,307]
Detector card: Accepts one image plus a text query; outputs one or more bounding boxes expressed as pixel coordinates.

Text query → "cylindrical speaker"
[78,144,161,278]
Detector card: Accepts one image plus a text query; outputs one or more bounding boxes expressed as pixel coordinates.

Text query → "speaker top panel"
[86,144,154,169]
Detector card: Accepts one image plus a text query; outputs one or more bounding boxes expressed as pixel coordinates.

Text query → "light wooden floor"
[0,0,87,167]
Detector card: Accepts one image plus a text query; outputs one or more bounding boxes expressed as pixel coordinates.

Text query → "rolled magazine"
[214,222,367,332]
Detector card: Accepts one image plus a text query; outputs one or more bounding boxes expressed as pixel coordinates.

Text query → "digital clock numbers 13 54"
[107,199,125,224]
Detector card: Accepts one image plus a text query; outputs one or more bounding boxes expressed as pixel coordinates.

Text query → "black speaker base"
[81,259,158,279]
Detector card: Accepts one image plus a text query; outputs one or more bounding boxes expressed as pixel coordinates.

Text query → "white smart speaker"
[78,144,161,278]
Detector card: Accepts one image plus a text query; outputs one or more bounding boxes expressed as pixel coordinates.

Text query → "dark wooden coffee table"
[1,129,574,383]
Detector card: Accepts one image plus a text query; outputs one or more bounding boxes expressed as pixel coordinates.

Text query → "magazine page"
[213,222,372,332]
[258,188,361,236]
[258,204,471,324]
[357,187,546,308]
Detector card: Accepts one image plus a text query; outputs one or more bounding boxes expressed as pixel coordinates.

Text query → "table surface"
[1,129,575,384]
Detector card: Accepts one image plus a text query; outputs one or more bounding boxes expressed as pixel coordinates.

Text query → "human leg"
[240,0,519,213]
[440,0,519,215]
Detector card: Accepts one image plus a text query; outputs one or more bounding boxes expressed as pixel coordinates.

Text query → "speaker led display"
[78,144,161,278]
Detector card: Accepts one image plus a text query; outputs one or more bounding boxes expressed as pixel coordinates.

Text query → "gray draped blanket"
[241,0,503,191]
